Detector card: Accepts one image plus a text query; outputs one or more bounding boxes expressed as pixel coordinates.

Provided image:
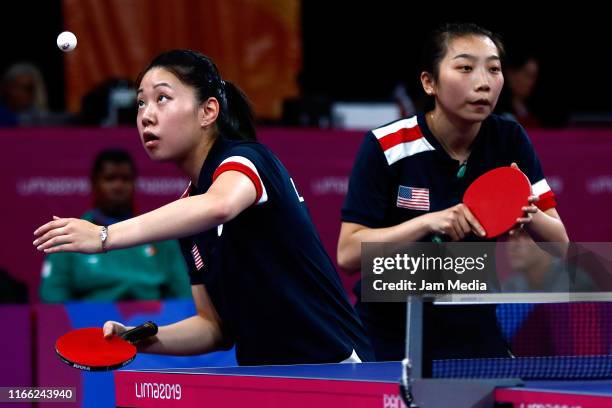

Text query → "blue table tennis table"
[114,359,612,407]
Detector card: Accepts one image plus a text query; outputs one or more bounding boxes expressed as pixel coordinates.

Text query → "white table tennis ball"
[57,31,77,52]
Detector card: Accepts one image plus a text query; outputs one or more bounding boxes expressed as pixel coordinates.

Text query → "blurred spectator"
[79,78,137,126]
[0,62,47,126]
[0,268,28,303]
[40,149,191,302]
[502,230,595,292]
[0,62,74,126]
[497,54,541,128]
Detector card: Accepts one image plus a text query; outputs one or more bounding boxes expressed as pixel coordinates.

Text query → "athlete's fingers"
[37,234,72,251]
[34,227,69,246]
[460,205,486,237]
[34,218,70,237]
[43,243,76,254]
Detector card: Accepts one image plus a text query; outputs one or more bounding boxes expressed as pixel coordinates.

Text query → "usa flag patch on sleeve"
[191,244,204,270]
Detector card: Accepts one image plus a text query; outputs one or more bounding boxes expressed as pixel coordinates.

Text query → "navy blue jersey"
[343,113,555,231]
[342,113,557,361]
[179,137,373,366]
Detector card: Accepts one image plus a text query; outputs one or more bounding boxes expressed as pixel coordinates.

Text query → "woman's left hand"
[33,216,104,254]
[510,194,540,233]
[508,162,539,236]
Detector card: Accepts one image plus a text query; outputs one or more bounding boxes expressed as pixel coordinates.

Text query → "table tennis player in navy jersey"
[337,23,568,365]
[34,49,373,366]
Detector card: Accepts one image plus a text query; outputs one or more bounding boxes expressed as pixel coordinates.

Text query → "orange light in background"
[62,0,301,120]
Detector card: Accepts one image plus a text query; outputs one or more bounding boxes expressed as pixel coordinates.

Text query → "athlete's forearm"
[105,193,232,250]
[527,209,569,257]
[136,315,230,355]
[338,216,431,272]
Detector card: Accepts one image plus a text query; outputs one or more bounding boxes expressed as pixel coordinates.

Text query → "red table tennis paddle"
[432,166,531,241]
[463,166,531,238]
[55,321,158,371]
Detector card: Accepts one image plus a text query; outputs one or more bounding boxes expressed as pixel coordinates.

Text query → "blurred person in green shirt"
[40,149,190,302]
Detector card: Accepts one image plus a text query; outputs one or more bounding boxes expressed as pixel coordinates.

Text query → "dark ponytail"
[217,80,257,141]
[137,49,257,141]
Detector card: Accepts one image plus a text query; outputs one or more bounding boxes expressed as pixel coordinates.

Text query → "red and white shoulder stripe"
[531,178,557,211]
[372,116,435,165]
[213,156,268,205]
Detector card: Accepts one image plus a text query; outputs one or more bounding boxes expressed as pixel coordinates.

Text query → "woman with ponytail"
[33,50,373,365]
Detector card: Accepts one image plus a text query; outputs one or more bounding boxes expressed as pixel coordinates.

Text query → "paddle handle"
[121,321,158,344]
